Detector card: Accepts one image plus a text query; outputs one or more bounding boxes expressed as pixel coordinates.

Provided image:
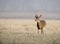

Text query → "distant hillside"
[0,12,60,20]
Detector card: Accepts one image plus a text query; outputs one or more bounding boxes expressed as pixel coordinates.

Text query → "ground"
[0,19,60,44]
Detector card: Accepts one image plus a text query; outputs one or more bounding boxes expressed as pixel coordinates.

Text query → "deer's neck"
[37,19,41,23]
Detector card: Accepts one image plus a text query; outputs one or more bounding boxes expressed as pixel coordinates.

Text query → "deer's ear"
[39,15,42,18]
[35,14,38,18]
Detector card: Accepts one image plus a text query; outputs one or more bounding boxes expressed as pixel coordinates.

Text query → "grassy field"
[0,19,60,44]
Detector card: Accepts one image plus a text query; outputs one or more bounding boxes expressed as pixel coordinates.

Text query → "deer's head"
[35,14,42,22]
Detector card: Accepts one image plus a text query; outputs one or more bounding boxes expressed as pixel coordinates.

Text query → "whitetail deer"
[35,14,46,34]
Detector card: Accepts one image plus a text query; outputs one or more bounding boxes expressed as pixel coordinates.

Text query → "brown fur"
[35,15,46,34]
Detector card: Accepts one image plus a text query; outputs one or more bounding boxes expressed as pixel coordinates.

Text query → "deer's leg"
[38,30,39,34]
[36,29,39,34]
[41,28,43,34]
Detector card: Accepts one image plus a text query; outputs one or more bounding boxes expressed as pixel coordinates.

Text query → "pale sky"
[0,0,60,19]
[0,0,60,12]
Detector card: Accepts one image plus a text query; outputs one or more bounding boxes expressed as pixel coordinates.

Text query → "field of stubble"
[0,19,60,44]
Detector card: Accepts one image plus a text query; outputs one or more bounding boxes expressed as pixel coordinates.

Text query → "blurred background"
[0,0,60,20]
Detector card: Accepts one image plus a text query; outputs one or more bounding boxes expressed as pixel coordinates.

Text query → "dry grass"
[0,19,60,44]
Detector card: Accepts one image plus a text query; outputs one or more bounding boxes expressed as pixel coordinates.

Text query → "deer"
[35,14,46,34]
